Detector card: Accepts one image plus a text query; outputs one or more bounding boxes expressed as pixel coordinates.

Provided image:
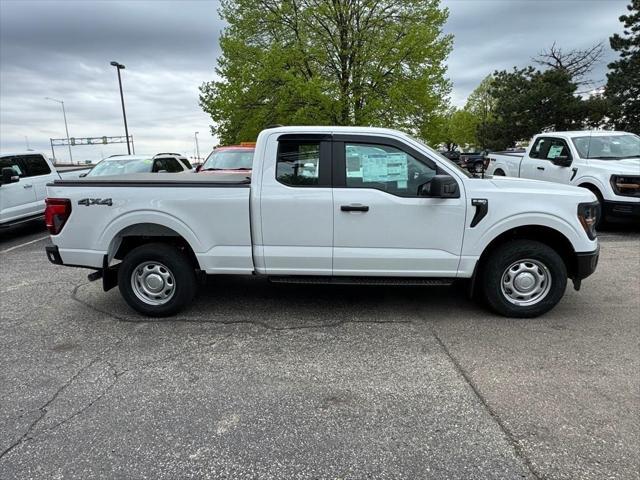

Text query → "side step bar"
[269,276,454,286]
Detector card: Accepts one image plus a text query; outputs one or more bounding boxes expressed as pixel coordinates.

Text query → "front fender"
[574,174,609,196]
[468,212,591,256]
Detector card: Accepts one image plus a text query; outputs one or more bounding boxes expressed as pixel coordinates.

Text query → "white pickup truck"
[486,131,640,226]
[45,126,600,318]
[0,152,89,228]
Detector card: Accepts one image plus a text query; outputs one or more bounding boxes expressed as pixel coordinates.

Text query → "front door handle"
[23,184,33,189]
[341,204,369,212]
[537,167,545,171]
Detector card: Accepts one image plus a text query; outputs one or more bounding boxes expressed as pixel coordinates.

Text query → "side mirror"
[195,164,203,173]
[79,172,88,178]
[1,167,19,185]
[552,155,572,167]
[419,175,460,198]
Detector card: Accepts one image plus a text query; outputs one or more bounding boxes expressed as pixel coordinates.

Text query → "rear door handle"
[23,184,33,188]
[537,167,545,171]
[341,204,369,212]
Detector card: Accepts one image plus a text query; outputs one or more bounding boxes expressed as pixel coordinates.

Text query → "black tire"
[480,240,567,318]
[118,243,197,317]
[473,162,484,173]
[493,169,505,176]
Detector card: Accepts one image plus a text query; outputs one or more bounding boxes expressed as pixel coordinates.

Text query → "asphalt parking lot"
[0,222,638,480]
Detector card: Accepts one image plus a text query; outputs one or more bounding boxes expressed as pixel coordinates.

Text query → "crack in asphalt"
[0,354,110,461]
[71,281,411,330]
[430,327,543,480]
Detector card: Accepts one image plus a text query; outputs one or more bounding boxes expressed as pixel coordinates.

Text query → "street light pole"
[110,61,131,154]
[45,97,73,163]
[194,131,200,161]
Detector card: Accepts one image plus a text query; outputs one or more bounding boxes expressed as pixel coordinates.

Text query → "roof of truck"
[262,125,408,136]
[537,130,635,138]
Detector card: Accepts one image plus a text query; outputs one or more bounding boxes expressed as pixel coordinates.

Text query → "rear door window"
[276,137,331,187]
[0,156,25,177]
[20,155,51,177]
[164,158,184,172]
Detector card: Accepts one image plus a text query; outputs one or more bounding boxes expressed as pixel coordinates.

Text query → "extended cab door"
[0,155,38,224]
[520,137,574,184]
[20,154,58,204]
[258,134,334,274]
[331,136,466,277]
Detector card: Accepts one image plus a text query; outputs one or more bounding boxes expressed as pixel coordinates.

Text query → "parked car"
[196,145,255,174]
[84,153,191,177]
[0,152,88,228]
[459,151,489,173]
[155,153,194,172]
[45,126,599,319]
[486,131,640,226]
[439,150,461,164]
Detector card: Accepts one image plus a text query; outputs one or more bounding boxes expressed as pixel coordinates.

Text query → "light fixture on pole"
[110,61,131,154]
[194,131,200,161]
[45,97,73,162]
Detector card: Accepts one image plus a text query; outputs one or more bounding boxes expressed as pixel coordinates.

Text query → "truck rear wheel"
[480,240,567,318]
[118,243,197,317]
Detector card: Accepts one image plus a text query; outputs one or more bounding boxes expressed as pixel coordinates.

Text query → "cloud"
[0,0,631,161]
[1,0,224,161]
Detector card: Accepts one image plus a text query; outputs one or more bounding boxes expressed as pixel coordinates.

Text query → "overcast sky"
[0,0,629,162]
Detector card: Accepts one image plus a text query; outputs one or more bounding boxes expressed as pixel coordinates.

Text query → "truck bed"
[46,172,254,274]
[51,172,251,186]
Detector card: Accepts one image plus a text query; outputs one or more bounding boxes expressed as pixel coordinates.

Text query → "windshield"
[572,134,640,160]
[408,135,473,178]
[88,158,153,176]
[202,149,254,170]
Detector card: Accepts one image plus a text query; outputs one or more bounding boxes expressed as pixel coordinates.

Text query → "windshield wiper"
[202,167,225,171]
[234,167,252,171]
[588,156,623,160]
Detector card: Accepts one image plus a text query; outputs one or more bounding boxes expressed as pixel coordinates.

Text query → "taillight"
[45,198,72,235]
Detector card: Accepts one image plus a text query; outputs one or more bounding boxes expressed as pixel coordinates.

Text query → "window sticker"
[361,153,408,185]
[547,145,564,159]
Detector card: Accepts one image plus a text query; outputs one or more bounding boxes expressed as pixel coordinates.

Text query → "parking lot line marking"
[0,235,49,254]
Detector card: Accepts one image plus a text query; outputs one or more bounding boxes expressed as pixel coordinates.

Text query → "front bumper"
[574,245,600,282]
[603,199,640,222]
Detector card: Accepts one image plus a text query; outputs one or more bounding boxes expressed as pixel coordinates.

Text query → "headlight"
[578,202,599,240]
[610,175,640,197]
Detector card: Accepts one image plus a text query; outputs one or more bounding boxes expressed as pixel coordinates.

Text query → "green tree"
[465,75,495,149]
[483,67,585,150]
[448,109,479,148]
[200,0,453,144]
[606,0,640,133]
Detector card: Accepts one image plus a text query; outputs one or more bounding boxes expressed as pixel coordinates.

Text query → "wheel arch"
[577,181,604,199]
[475,225,578,282]
[107,222,201,270]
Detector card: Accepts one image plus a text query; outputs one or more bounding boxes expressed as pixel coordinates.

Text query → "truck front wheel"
[118,243,197,317]
[480,240,567,318]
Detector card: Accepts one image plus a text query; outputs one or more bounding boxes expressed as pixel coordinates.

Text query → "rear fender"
[98,211,203,262]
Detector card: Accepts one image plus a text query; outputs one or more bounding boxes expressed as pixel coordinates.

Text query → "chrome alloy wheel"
[500,259,552,306]
[131,261,176,305]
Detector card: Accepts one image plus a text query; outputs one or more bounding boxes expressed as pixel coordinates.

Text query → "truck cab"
[1,152,62,227]
[486,131,640,225]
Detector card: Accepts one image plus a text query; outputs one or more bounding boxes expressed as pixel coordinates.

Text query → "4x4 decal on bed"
[78,198,112,206]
